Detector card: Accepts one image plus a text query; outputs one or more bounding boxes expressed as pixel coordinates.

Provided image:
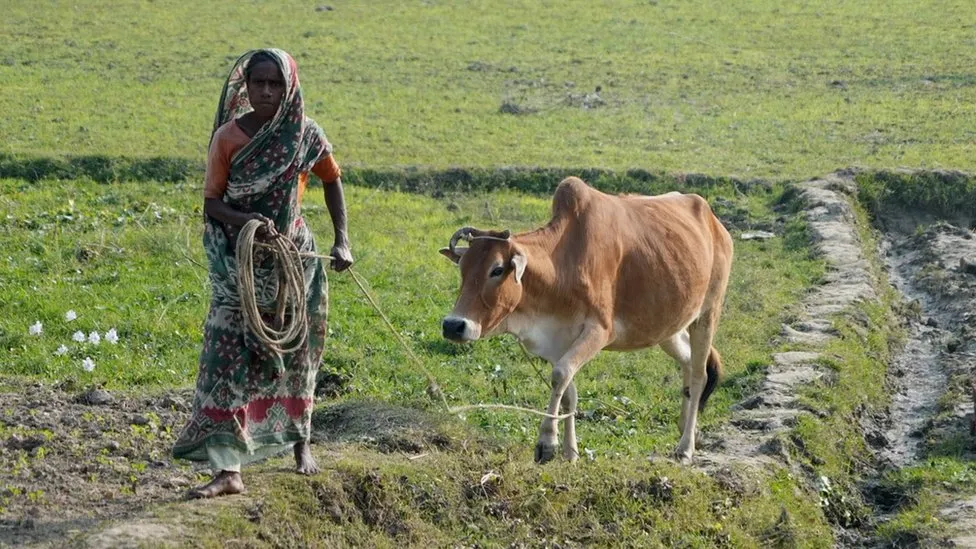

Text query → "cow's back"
[547,179,731,347]
[550,180,719,265]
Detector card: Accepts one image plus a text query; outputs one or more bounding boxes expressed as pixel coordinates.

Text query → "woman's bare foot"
[186,470,245,499]
[294,440,320,475]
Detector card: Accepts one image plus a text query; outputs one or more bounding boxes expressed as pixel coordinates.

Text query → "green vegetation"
[4,0,976,545]
[0,176,819,457]
[2,175,842,546]
[176,444,831,548]
[874,457,976,546]
[856,169,976,221]
[3,0,976,178]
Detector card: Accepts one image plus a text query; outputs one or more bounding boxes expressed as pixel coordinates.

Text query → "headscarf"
[211,48,331,208]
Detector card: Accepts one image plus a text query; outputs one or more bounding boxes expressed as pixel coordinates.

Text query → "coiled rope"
[236,218,309,355]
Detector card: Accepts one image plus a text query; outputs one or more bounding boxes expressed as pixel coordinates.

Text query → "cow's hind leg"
[659,330,692,436]
[675,309,721,464]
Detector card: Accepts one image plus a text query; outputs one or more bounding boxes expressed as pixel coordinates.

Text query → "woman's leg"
[294,440,319,475]
[187,444,246,499]
[293,257,327,476]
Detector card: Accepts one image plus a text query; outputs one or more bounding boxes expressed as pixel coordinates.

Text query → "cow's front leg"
[535,323,609,464]
[561,380,579,461]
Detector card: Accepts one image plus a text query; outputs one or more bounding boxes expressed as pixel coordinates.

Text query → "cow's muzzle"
[442,316,481,342]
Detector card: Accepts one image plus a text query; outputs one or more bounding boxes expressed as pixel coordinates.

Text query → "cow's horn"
[449,226,476,255]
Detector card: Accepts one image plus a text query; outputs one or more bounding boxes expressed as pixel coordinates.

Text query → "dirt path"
[698,173,875,473]
[876,208,976,546]
[698,172,975,545]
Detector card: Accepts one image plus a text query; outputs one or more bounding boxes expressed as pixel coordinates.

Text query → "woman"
[172,48,353,498]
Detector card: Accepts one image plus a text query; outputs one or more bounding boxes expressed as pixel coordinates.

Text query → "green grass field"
[3,0,976,546]
[0,178,819,457]
[3,0,975,178]
[1,176,842,546]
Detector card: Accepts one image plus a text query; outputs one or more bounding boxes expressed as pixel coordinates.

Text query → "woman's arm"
[324,179,353,271]
[204,198,273,235]
[203,125,273,236]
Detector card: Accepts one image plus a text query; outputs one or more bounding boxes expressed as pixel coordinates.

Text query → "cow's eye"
[489,266,505,278]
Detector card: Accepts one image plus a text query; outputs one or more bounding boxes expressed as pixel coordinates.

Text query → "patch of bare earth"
[875,202,976,546]
[0,381,197,548]
[0,372,457,548]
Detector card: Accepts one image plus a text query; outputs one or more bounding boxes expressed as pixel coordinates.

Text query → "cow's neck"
[500,223,579,362]
[511,223,562,314]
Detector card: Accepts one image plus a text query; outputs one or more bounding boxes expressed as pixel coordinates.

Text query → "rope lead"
[237,218,570,421]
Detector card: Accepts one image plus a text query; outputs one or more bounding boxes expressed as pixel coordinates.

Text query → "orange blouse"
[203,120,341,202]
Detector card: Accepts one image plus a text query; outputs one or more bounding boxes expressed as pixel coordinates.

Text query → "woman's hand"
[329,243,354,272]
[247,213,276,240]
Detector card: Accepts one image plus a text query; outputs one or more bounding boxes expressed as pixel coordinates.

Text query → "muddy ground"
[3,173,976,547]
[877,209,976,547]
[0,382,197,547]
[0,378,460,548]
[881,217,976,466]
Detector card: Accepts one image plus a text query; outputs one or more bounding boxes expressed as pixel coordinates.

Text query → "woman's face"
[246,60,285,119]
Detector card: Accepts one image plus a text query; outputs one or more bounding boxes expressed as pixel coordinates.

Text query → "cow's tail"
[698,346,723,412]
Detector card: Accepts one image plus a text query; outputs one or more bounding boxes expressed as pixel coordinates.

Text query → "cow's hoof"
[534,442,557,464]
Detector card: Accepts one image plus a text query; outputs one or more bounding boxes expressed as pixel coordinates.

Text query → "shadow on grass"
[0,153,197,183]
[418,338,475,357]
[1,153,775,199]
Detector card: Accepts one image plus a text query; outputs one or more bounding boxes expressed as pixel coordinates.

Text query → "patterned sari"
[173,49,330,465]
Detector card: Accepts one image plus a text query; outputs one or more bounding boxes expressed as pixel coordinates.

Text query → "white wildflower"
[72,330,86,342]
[55,344,69,356]
[88,331,101,345]
[29,321,43,336]
[105,328,119,345]
[81,357,95,372]
[584,448,596,461]
[65,310,77,322]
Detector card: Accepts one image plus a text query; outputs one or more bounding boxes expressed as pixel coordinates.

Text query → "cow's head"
[439,226,527,342]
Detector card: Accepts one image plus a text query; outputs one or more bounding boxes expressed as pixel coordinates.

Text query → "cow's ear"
[439,247,466,265]
[511,252,527,284]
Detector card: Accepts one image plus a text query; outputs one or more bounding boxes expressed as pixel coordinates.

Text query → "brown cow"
[439,177,733,464]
